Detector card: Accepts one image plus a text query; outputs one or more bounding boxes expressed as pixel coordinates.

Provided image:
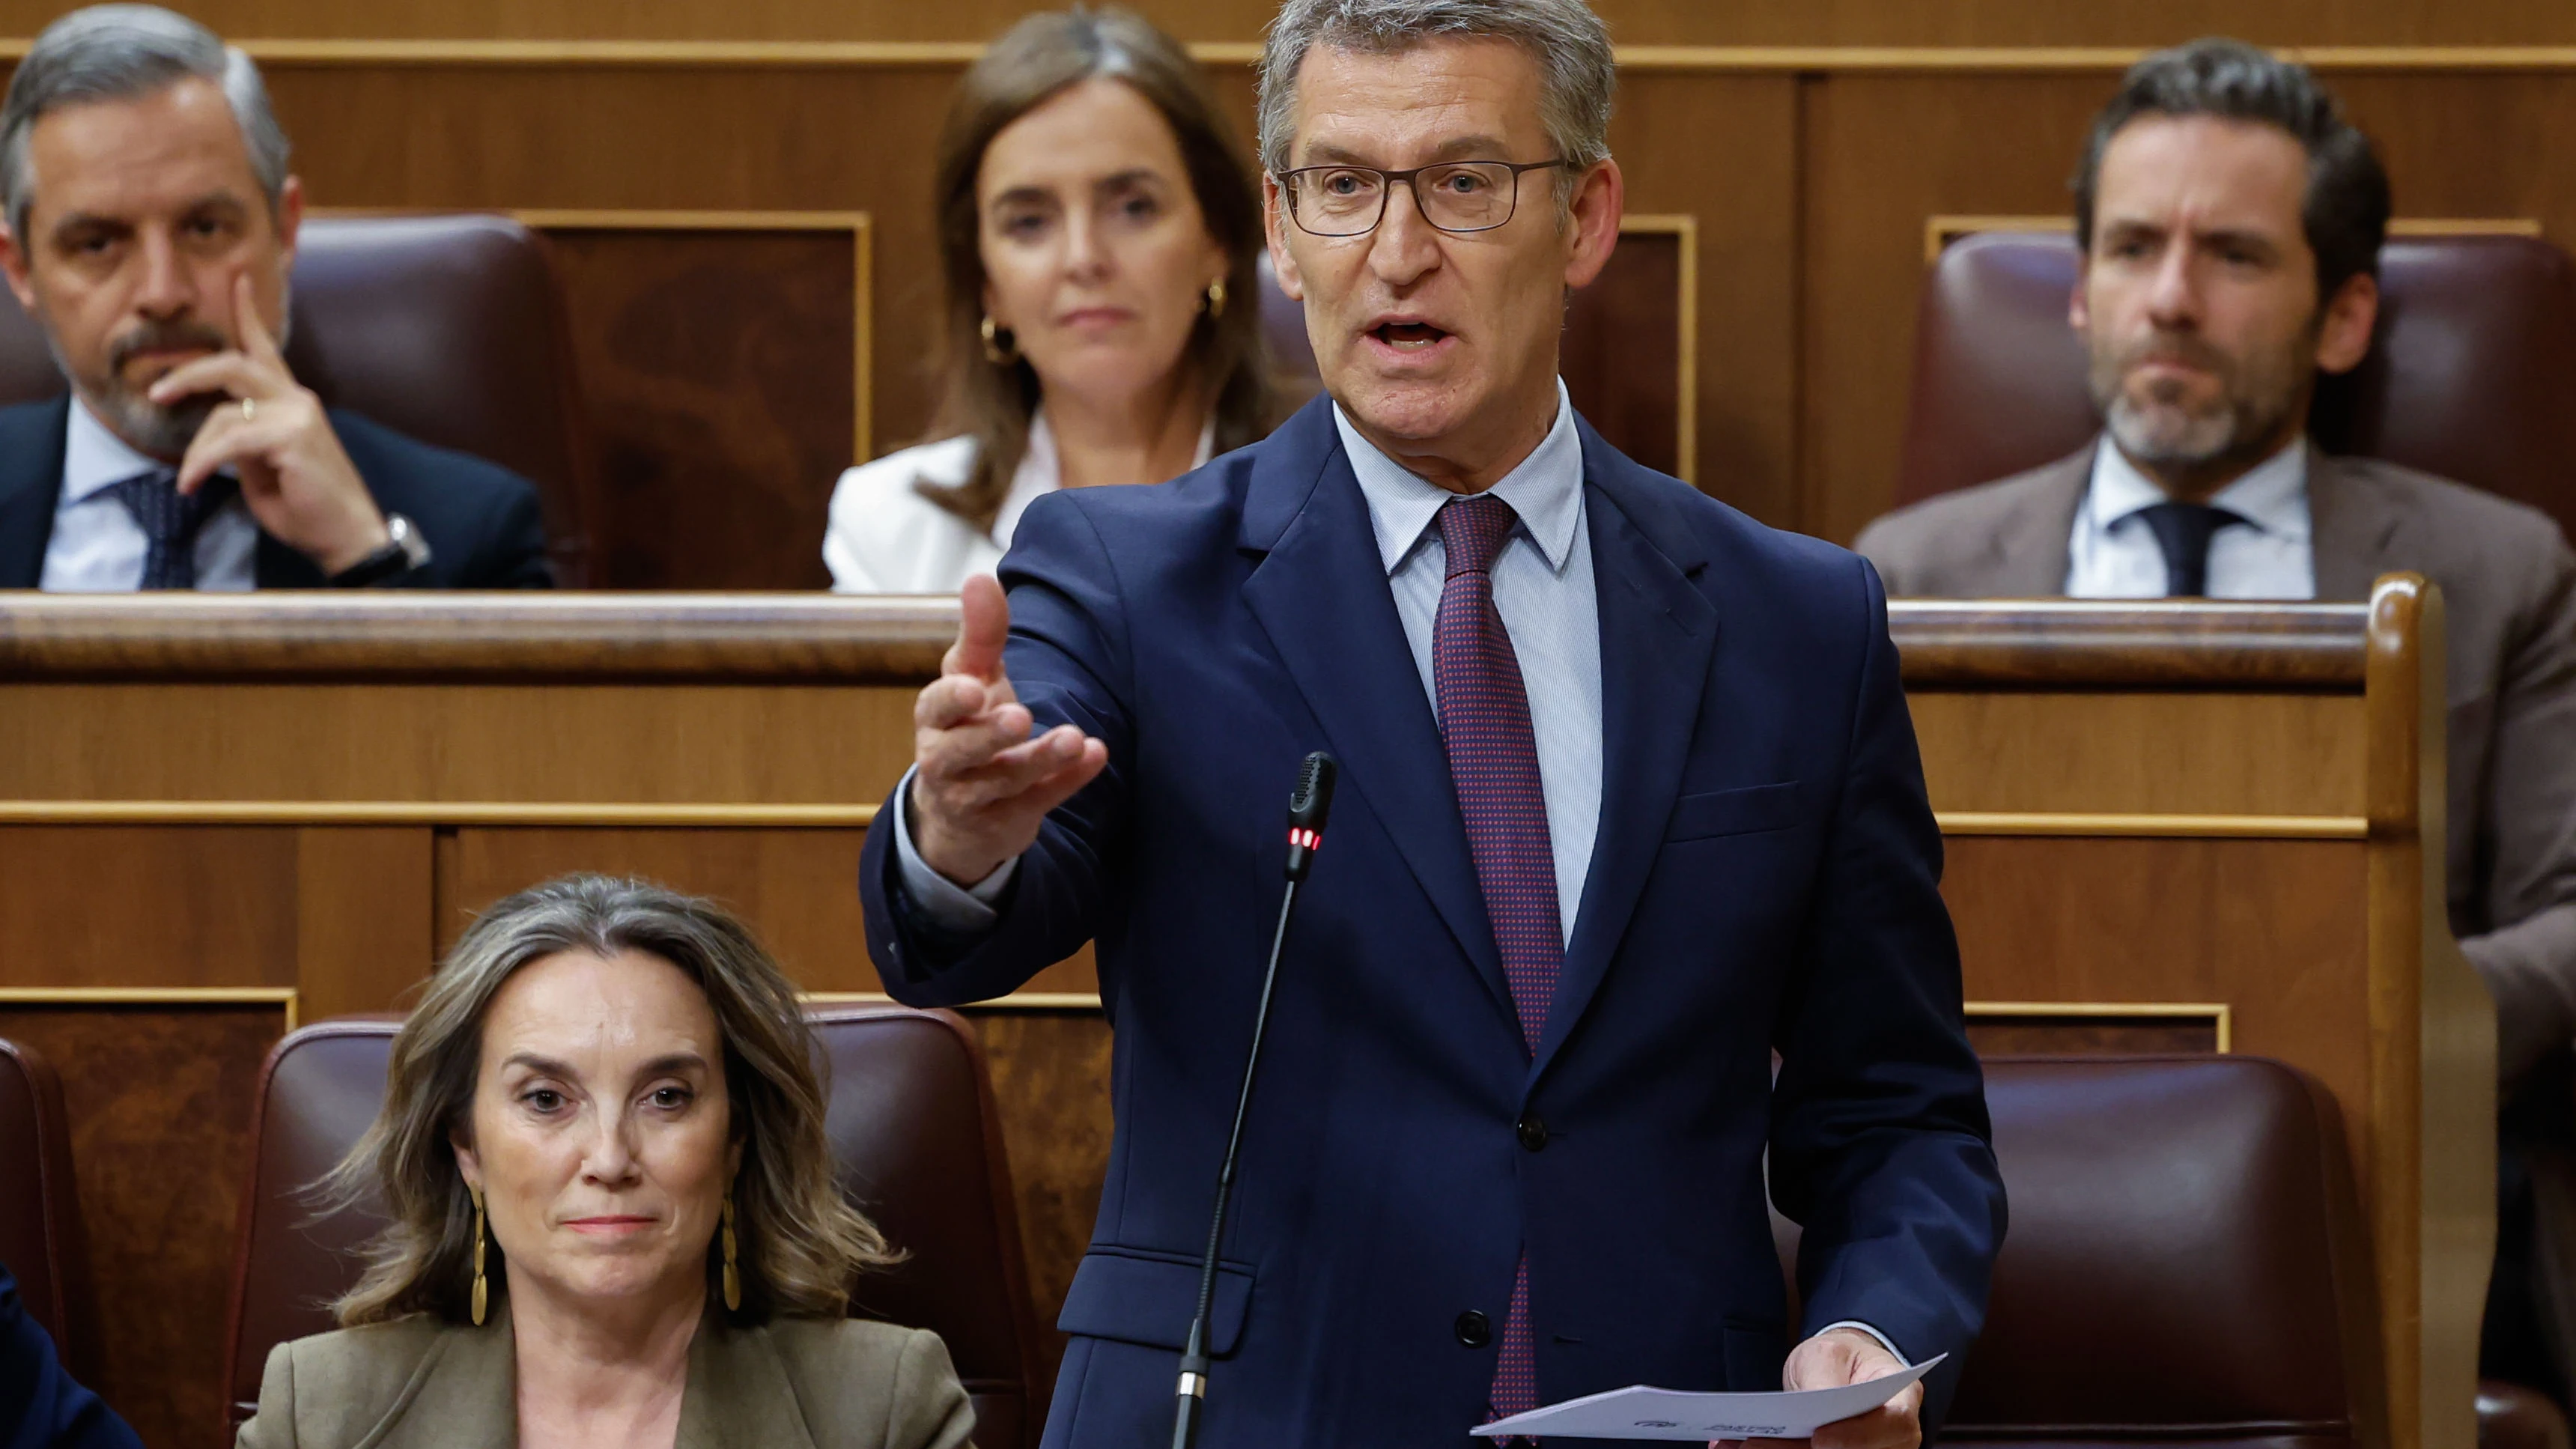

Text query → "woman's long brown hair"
[917,6,1280,533]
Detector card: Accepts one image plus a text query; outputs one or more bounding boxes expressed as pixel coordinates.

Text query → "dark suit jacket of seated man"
[0,392,552,589]
[0,1263,142,1449]
[865,6,2003,1447]
[1853,37,2576,1405]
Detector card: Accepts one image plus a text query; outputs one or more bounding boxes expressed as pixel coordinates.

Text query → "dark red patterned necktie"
[1433,494,1561,1431]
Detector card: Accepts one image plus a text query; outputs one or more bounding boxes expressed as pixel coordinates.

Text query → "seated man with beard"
[0,5,549,591]
[1857,37,2576,1410]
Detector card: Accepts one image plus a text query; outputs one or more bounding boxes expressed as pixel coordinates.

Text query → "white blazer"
[824,410,1212,595]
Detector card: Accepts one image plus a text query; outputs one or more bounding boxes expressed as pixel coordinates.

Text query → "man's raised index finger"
[231,273,285,366]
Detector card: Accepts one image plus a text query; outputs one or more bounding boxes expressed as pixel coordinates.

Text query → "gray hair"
[1256,0,1615,179]
[0,4,291,243]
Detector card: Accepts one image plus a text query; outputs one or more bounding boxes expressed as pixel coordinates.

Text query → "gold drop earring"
[720,1186,741,1312]
[1205,279,1228,318]
[979,315,1020,365]
[468,1182,489,1326]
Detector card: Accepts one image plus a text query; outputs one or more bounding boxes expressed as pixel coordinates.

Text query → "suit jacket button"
[1455,1310,1492,1348]
[1516,1115,1549,1152]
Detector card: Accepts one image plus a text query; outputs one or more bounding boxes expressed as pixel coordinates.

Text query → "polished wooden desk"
[0,586,2486,1449]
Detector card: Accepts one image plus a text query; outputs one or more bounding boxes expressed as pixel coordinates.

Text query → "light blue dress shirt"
[39,398,257,592]
[2064,437,2315,600]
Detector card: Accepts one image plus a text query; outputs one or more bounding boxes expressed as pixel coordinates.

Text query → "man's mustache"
[2118,333,2231,378]
[106,321,231,375]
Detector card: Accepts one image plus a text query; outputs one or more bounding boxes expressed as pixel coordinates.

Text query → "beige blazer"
[233,1303,977,1449]
[1858,440,2576,1385]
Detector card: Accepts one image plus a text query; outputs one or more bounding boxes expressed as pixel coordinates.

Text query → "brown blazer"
[232,1304,977,1449]
[1857,440,2576,1379]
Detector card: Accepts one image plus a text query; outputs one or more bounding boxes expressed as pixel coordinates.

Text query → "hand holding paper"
[1772,1327,1926,1449]
[1469,1349,1943,1444]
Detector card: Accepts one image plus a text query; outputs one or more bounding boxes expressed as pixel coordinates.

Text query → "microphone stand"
[1171,753,1336,1449]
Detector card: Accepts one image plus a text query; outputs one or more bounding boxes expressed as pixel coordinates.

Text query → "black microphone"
[1172,751,1337,1449]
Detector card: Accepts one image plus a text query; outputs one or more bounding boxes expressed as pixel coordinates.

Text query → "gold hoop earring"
[979,315,1019,365]
[720,1187,742,1312]
[1205,279,1228,319]
[467,1182,489,1326]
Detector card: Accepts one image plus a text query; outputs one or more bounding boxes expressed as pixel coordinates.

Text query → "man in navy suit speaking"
[862,2,2006,1445]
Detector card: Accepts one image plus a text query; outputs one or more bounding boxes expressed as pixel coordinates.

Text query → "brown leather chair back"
[1896,231,2576,540]
[1776,1056,2378,1449]
[0,1036,97,1379]
[220,1006,1046,1447]
[0,214,597,583]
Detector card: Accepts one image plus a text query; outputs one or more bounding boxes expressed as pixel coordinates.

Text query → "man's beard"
[2089,326,2309,479]
[46,316,238,461]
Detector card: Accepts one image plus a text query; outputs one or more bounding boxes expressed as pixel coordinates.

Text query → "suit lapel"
[675,1319,818,1449]
[1532,428,1716,1081]
[370,1310,515,1449]
[2306,448,2402,601]
[1982,446,2090,595]
[0,396,70,588]
[1238,398,1513,1016]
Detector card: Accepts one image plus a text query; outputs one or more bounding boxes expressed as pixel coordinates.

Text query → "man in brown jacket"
[1857,38,2576,1404]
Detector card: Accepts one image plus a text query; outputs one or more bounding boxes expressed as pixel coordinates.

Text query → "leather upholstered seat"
[1778,1056,2380,1449]
[0,1035,95,1379]
[219,1006,1047,1448]
[1895,231,2576,539]
[0,213,597,584]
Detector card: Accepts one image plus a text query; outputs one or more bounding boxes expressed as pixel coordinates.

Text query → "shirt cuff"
[1816,1321,1909,1367]
[890,767,1018,932]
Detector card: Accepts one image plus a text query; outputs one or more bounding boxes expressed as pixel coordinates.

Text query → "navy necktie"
[1433,493,1559,1430]
[2135,501,2248,598]
[105,469,236,590]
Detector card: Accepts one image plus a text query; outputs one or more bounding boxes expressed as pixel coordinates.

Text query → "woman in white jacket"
[824,9,1280,593]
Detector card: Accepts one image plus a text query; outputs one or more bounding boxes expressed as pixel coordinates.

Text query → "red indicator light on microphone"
[1286,827,1321,850]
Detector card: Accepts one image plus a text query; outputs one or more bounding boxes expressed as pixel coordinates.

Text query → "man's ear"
[2068,266,2093,337]
[1560,158,1623,291]
[1263,174,1305,303]
[0,221,40,316]
[273,174,304,270]
[2312,270,2379,376]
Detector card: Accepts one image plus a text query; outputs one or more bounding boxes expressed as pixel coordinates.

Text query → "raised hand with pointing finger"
[908,572,1111,887]
[142,273,393,577]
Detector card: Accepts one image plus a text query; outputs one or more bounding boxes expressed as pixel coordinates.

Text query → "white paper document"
[1470,1354,1945,1442]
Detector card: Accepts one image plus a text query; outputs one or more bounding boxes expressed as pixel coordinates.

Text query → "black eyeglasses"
[1275,159,1573,237]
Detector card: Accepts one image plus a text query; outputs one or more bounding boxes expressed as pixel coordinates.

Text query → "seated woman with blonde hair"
[824,6,1279,592]
[235,875,974,1449]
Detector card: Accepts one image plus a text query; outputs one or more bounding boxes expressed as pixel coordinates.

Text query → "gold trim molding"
[1966,1000,2232,1053]
[0,801,880,827]
[1936,811,2367,839]
[12,40,2576,73]
[804,991,1104,1011]
[0,987,301,1032]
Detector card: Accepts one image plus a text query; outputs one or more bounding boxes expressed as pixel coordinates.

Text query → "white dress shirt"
[824,410,1215,595]
[2063,437,2316,600]
[40,397,257,592]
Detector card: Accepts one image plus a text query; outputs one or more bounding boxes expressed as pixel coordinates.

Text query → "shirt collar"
[2087,435,2312,541]
[1332,379,1585,578]
[60,395,170,505]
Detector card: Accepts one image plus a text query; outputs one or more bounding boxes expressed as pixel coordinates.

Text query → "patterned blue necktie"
[1433,493,1561,1433]
[105,469,236,590]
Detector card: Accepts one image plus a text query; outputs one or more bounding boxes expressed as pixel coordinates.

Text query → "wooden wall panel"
[965,1009,1113,1379]
[30,0,2576,46]
[544,227,857,589]
[437,827,878,988]
[0,1003,288,1449]
[0,827,300,988]
[0,682,918,804]
[1908,690,2368,817]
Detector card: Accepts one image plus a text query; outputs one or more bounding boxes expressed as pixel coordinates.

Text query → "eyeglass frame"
[1272,157,1576,237]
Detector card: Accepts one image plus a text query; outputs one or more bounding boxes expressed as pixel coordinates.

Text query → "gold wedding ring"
[239,396,256,422]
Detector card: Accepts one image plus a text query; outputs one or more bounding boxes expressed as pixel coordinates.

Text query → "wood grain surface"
[0,1004,287,1449]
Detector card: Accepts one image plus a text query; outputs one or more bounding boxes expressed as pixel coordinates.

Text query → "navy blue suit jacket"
[0,395,552,588]
[0,1266,139,1449]
[861,396,2005,1448]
